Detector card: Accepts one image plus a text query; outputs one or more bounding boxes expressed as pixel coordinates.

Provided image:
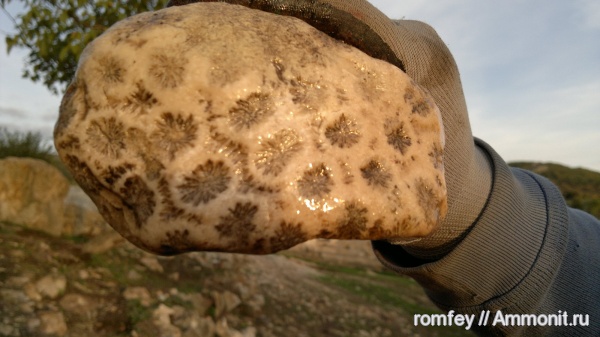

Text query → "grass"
[315,268,437,316]
[0,127,73,181]
[87,247,212,296]
[88,250,137,284]
[126,299,152,327]
[0,127,54,160]
[308,258,474,337]
[510,161,600,218]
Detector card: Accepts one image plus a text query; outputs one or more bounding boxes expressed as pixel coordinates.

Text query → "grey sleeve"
[372,138,600,336]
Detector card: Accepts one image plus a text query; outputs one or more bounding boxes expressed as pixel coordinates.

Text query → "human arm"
[374,139,600,336]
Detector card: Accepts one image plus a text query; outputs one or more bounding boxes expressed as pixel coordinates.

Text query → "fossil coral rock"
[54,3,447,254]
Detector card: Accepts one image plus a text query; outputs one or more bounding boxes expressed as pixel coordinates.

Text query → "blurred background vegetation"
[510,162,600,219]
[0,127,73,180]
[2,127,599,219]
[1,0,168,94]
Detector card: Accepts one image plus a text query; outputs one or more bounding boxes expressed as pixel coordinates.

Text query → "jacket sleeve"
[372,138,600,336]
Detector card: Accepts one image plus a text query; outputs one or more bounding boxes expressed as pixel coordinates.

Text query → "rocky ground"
[0,220,474,337]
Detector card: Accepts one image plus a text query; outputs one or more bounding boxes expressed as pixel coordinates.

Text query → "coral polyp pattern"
[86,117,126,159]
[360,159,392,189]
[297,163,334,200]
[96,56,126,84]
[54,3,447,254]
[229,92,274,130]
[325,114,361,148]
[152,112,198,158]
[178,160,231,206]
[124,82,159,115]
[255,129,302,177]
[149,52,188,89]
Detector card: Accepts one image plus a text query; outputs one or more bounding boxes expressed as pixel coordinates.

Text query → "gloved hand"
[167,0,493,259]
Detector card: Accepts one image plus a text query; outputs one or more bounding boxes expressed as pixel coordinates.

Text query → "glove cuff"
[394,138,493,260]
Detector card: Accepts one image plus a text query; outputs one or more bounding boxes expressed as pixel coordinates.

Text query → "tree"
[1,0,168,94]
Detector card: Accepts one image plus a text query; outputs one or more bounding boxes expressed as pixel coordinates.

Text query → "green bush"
[0,127,73,181]
[0,127,54,161]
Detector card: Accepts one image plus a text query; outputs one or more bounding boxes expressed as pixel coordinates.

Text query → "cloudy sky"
[1,0,599,171]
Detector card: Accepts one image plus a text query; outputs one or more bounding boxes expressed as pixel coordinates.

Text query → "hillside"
[509,162,600,219]
[0,221,473,337]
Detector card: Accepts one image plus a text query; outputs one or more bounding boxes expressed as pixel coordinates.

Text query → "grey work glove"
[167,0,493,260]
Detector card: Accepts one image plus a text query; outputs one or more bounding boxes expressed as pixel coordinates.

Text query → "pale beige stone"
[35,274,67,299]
[212,290,242,318]
[81,231,125,254]
[54,3,447,254]
[23,283,42,302]
[140,255,164,273]
[38,311,68,336]
[0,157,69,236]
[153,304,182,337]
[123,287,153,307]
[59,293,96,314]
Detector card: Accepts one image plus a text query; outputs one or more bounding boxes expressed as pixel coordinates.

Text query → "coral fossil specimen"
[152,112,198,158]
[178,160,231,206]
[123,82,158,115]
[86,117,126,159]
[229,92,274,130]
[360,159,392,188]
[325,114,361,148]
[255,129,302,177]
[54,3,447,254]
[149,52,188,89]
[297,163,333,200]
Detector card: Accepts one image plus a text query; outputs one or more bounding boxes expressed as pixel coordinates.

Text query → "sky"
[1,0,599,171]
